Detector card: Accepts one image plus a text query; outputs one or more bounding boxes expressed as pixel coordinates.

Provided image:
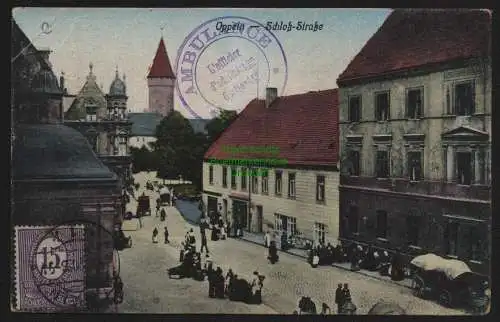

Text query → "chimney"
[265,87,278,108]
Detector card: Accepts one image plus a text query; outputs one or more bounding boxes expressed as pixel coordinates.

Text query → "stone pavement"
[117,183,277,314]
[126,172,466,315]
[238,231,414,289]
[175,200,414,289]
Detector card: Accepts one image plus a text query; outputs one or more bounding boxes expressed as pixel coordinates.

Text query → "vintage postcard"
[11,7,491,315]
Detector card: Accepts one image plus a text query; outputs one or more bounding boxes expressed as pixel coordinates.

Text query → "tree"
[205,109,238,143]
[130,146,156,173]
[153,111,203,187]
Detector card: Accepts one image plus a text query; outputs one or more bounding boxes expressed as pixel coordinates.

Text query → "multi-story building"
[12,20,121,312]
[336,9,491,275]
[202,88,340,245]
[64,65,133,187]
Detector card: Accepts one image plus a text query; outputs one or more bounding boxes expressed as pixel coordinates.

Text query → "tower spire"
[89,62,93,74]
[115,65,119,78]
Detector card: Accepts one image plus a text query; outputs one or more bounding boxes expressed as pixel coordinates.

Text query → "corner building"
[203,88,340,245]
[337,9,491,275]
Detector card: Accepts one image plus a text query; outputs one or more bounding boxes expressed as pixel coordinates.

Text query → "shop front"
[230,194,249,235]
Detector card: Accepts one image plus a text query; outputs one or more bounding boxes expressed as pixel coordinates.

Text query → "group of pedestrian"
[151,226,170,244]
[335,283,357,314]
[308,242,347,267]
[208,266,264,305]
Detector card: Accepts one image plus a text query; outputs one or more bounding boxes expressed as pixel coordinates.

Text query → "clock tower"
[147,37,176,117]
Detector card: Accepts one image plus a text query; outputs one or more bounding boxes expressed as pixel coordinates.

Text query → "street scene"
[11,7,491,316]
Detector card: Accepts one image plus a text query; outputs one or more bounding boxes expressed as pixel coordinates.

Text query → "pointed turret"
[147,37,176,79]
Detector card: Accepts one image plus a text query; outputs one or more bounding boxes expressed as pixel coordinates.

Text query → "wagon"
[159,187,171,206]
[410,254,490,312]
[136,195,151,216]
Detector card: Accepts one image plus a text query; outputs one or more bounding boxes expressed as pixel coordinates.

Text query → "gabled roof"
[204,90,339,166]
[337,9,491,85]
[147,38,175,79]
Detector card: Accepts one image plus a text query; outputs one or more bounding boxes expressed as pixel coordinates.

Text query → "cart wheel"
[439,291,452,307]
[412,276,425,298]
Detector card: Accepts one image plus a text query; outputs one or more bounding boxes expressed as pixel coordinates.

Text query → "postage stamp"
[176,16,288,118]
[14,225,86,311]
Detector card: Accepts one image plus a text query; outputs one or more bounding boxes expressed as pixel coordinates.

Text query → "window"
[222,166,228,188]
[251,175,258,194]
[314,222,326,245]
[274,214,283,232]
[288,217,297,236]
[348,150,360,176]
[406,88,423,119]
[118,137,127,156]
[464,226,483,262]
[230,167,237,189]
[86,105,97,122]
[408,151,422,181]
[454,81,475,116]
[274,214,297,236]
[376,210,388,239]
[316,175,325,202]
[375,92,390,121]
[241,168,247,190]
[456,152,472,185]
[275,171,282,195]
[348,96,361,122]
[209,165,214,185]
[444,222,459,256]
[406,216,420,246]
[288,173,296,198]
[261,170,269,194]
[375,150,389,178]
[348,205,359,234]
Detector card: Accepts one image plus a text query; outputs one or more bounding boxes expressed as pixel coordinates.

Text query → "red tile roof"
[337,9,491,85]
[205,89,339,167]
[147,38,175,79]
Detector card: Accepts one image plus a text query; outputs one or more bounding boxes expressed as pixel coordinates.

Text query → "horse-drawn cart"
[410,254,489,312]
[137,195,151,216]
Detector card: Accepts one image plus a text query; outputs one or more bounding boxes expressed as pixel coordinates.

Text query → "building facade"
[203,88,340,245]
[12,20,121,312]
[337,9,491,275]
[64,65,133,187]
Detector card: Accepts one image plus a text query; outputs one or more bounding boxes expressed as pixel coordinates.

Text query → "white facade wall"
[202,162,340,244]
[129,136,156,150]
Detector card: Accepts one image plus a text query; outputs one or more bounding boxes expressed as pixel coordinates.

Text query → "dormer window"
[86,105,97,122]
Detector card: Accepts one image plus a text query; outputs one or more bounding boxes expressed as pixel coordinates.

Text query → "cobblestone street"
[117,176,466,315]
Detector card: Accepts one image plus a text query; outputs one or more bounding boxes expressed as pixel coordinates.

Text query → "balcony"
[340,176,490,201]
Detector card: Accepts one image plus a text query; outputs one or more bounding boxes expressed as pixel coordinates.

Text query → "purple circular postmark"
[175,16,288,119]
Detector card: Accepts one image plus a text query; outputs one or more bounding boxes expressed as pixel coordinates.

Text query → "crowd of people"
[166,228,265,305]
[307,242,408,281]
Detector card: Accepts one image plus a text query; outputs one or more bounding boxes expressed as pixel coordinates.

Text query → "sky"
[12,8,391,119]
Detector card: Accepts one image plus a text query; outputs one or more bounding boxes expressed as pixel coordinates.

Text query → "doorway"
[256,206,263,233]
[223,199,228,222]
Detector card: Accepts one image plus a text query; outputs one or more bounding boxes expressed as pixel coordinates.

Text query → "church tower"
[147,37,176,117]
